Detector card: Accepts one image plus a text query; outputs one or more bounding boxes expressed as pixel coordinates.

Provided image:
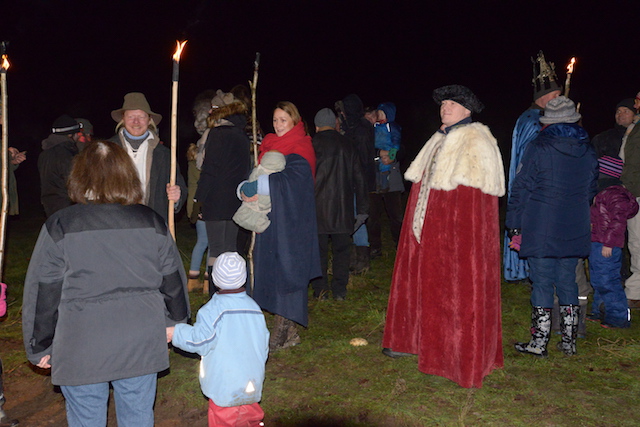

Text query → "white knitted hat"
[212,252,247,290]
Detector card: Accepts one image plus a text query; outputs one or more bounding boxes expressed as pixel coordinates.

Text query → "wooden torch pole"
[169,40,187,240]
[0,45,10,274]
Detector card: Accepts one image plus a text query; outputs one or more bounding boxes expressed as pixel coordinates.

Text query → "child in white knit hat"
[167,252,269,426]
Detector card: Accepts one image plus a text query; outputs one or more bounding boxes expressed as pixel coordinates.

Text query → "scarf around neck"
[260,121,316,177]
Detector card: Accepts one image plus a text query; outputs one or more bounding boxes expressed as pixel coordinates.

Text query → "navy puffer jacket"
[506,123,598,258]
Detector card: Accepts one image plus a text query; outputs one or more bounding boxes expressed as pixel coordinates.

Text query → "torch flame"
[566,57,575,74]
[172,40,187,62]
[1,54,9,71]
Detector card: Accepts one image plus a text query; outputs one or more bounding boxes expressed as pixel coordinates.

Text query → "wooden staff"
[248,52,260,292]
[169,40,187,240]
[0,45,10,274]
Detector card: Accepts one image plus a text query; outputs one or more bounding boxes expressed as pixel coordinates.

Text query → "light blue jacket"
[172,290,269,407]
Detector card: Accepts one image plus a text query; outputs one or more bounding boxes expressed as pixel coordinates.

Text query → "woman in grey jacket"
[22,141,189,427]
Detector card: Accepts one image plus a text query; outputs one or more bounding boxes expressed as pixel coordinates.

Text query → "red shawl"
[260,121,316,177]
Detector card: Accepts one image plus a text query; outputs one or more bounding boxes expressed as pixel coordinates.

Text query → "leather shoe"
[382,348,414,358]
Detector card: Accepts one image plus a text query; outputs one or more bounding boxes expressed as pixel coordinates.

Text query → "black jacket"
[313,129,369,234]
[195,114,252,221]
[342,95,376,192]
[38,134,79,217]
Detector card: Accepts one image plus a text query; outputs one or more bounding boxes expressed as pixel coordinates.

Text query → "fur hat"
[52,114,82,135]
[314,108,336,128]
[211,90,236,108]
[111,92,162,125]
[532,51,562,100]
[540,96,582,124]
[432,85,484,113]
[212,252,247,290]
[616,98,636,113]
[207,90,247,125]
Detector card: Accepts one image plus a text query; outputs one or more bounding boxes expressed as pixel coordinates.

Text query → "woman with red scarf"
[240,102,321,351]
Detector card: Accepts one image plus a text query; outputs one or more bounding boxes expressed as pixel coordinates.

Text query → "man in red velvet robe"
[382,85,505,388]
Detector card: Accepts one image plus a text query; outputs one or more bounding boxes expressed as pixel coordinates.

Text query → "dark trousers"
[312,233,351,298]
[368,191,404,251]
[205,220,239,261]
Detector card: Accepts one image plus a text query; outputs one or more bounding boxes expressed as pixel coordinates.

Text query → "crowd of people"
[1,48,639,424]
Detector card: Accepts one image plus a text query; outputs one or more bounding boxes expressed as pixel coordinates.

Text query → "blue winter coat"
[506,123,598,258]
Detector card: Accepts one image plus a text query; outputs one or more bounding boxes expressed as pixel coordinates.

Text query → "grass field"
[2,212,640,426]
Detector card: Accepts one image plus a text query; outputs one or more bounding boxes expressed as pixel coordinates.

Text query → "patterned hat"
[540,96,581,124]
[212,252,247,290]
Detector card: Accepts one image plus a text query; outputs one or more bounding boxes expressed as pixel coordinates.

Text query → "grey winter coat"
[22,203,189,386]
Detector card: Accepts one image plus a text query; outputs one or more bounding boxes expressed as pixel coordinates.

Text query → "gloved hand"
[353,214,369,234]
[240,180,258,198]
[509,234,522,251]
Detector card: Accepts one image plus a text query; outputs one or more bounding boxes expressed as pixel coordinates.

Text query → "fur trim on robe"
[405,122,505,196]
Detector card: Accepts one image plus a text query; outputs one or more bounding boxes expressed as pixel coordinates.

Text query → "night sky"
[1,1,638,211]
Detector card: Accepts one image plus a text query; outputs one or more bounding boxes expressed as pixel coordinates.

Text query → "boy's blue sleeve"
[172,305,218,356]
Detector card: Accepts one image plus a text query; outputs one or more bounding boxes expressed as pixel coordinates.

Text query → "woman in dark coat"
[195,90,252,295]
[507,96,598,357]
[22,141,189,426]
[240,101,321,351]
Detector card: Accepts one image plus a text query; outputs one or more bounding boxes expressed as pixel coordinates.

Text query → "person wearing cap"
[75,118,94,143]
[167,252,269,427]
[38,114,86,216]
[503,51,562,282]
[507,96,598,357]
[310,107,368,301]
[194,90,252,295]
[23,141,189,426]
[109,92,187,223]
[620,92,640,308]
[592,99,636,191]
[382,85,505,388]
[339,94,376,274]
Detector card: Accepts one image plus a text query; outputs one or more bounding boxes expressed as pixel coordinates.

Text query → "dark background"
[1,0,638,214]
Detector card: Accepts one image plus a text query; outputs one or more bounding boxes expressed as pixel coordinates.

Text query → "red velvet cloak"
[382,182,503,388]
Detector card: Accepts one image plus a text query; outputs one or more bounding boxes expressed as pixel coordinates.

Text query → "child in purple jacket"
[589,183,639,328]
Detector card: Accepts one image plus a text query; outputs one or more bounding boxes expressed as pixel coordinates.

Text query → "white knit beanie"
[212,252,247,290]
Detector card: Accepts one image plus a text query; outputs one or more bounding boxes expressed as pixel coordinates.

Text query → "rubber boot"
[514,306,551,357]
[269,315,300,353]
[557,305,579,356]
[0,396,19,427]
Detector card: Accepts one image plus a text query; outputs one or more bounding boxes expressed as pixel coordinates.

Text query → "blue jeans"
[352,196,369,247]
[589,243,630,327]
[528,257,579,307]
[61,373,156,427]
[189,220,209,272]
